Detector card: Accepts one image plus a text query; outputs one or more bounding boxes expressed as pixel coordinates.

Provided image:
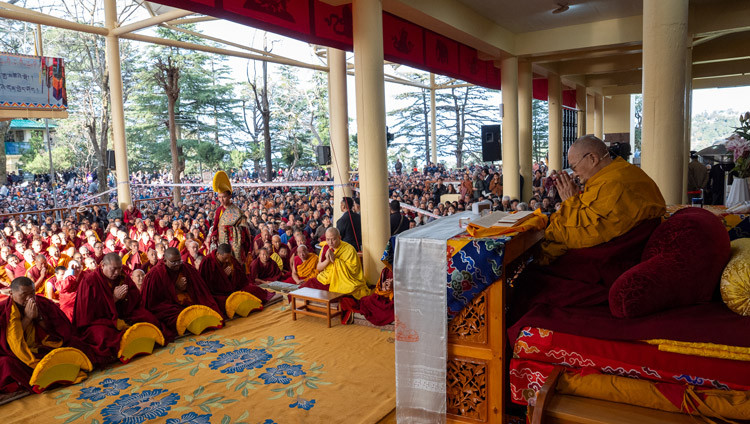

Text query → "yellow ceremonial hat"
[212,170,232,194]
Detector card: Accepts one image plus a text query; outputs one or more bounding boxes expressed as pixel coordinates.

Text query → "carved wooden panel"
[447,356,488,422]
[448,291,487,344]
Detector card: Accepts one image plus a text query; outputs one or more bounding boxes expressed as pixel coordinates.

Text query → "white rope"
[69,188,117,208]
[129,180,348,189]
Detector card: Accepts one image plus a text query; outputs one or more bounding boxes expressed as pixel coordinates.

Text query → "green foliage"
[532,99,549,163]
[20,132,45,164]
[126,25,242,171]
[691,109,740,150]
[22,146,76,174]
[633,94,642,153]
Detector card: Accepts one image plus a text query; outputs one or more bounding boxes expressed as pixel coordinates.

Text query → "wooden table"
[289,287,346,328]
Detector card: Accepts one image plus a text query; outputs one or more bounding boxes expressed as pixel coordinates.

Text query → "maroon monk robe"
[248,257,282,284]
[0,295,90,392]
[58,274,80,321]
[141,262,221,340]
[340,267,394,326]
[199,252,273,317]
[73,269,162,366]
[5,263,27,280]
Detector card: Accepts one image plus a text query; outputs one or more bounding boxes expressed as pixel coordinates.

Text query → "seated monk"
[285,245,318,284]
[0,277,90,392]
[199,244,275,317]
[340,266,394,326]
[249,248,282,285]
[57,261,82,321]
[44,266,67,301]
[539,135,666,265]
[509,135,666,322]
[73,253,163,366]
[4,255,26,282]
[25,254,54,294]
[301,228,370,300]
[131,269,146,293]
[140,248,222,341]
[121,240,147,273]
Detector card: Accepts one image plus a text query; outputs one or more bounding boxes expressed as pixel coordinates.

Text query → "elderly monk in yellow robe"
[300,228,370,300]
[540,135,666,265]
[284,245,318,284]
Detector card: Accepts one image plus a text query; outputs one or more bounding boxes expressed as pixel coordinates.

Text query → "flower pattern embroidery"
[209,348,272,374]
[101,389,180,424]
[184,340,225,357]
[78,378,131,401]
[289,398,316,410]
[259,363,306,384]
[165,412,212,424]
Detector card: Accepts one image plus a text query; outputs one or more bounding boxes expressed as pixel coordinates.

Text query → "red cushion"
[609,208,731,318]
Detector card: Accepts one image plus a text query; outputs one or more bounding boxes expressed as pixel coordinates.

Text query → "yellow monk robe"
[0,268,10,287]
[316,241,371,300]
[296,254,318,280]
[270,252,284,271]
[540,157,666,264]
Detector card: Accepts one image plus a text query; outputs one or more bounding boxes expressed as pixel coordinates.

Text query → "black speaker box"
[106,150,116,170]
[481,124,501,162]
[316,145,331,166]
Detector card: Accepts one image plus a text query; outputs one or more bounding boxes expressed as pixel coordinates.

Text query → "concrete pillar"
[501,57,520,200]
[430,73,437,165]
[353,0,389,284]
[682,46,693,204]
[328,48,351,222]
[576,85,587,138]
[548,73,563,172]
[518,60,533,201]
[586,94,595,134]
[104,0,132,208]
[594,93,604,138]
[603,94,631,136]
[641,0,689,205]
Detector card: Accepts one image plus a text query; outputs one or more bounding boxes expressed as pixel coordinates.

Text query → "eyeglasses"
[569,152,609,172]
[569,153,593,172]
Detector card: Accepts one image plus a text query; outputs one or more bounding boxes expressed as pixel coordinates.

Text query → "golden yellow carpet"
[0,302,395,424]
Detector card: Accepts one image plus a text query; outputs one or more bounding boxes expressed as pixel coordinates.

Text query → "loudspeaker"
[315,145,331,166]
[481,125,501,162]
[106,150,116,170]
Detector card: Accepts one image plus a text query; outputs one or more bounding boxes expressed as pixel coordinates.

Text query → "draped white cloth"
[394,212,472,423]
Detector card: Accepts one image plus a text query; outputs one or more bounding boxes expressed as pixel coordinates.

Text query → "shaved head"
[569,135,608,157]
[101,252,121,266]
[165,247,180,260]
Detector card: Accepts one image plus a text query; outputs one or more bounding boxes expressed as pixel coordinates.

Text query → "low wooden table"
[289,287,346,328]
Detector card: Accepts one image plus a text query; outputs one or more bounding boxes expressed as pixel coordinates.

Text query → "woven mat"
[0,302,395,424]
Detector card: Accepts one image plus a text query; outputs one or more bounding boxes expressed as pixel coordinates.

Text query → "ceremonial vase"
[727,177,750,208]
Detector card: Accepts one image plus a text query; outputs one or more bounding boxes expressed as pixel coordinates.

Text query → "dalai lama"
[0,277,89,392]
[140,248,221,340]
[510,135,667,322]
[199,244,275,317]
[540,135,666,264]
[73,253,163,366]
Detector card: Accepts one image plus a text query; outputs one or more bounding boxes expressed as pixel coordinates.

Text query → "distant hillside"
[691,109,743,150]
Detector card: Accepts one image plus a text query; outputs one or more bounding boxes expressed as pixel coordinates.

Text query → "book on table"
[259,281,300,293]
[470,210,535,229]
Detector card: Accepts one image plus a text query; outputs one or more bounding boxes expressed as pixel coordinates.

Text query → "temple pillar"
[576,84,587,138]
[104,0,132,208]
[594,93,604,138]
[641,0,689,205]
[353,0,389,284]
[328,47,351,222]
[501,56,520,200]
[518,60,533,201]
[548,72,563,172]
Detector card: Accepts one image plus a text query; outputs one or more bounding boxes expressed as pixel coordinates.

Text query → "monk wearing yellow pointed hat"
[206,171,252,263]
